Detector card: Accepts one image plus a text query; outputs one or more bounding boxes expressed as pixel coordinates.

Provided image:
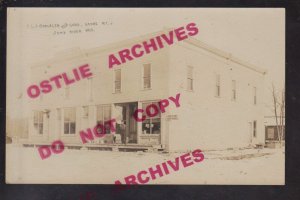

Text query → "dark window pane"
[70,122,76,134]
[64,123,69,134]
[267,127,275,139]
[142,119,151,134]
[39,124,43,134]
[151,118,161,134]
[253,121,257,137]
[104,123,111,134]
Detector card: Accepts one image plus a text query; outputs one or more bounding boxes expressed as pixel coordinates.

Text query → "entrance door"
[115,102,138,144]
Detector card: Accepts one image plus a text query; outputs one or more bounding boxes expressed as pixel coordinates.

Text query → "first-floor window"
[267,127,275,139]
[142,102,161,134]
[96,105,111,134]
[64,108,76,134]
[253,120,257,137]
[34,111,43,134]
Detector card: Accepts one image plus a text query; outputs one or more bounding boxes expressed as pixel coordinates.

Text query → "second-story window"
[143,64,151,89]
[64,108,76,134]
[114,69,121,93]
[253,87,257,105]
[232,80,236,101]
[215,74,221,97]
[187,66,193,91]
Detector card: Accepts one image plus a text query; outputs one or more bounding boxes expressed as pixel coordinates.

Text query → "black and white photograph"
[5,8,286,185]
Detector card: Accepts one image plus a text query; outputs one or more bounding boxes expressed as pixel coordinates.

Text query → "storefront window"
[142,102,161,134]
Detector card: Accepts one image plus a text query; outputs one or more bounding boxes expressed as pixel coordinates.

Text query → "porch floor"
[22,142,163,152]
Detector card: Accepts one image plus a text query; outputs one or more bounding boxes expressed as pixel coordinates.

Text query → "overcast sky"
[7,8,285,118]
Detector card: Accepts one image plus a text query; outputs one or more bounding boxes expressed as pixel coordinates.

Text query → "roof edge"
[184,37,267,75]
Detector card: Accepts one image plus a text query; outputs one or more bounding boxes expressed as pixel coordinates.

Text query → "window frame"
[142,63,152,90]
[33,111,43,135]
[96,104,112,134]
[141,101,161,135]
[114,69,121,93]
[253,120,257,137]
[267,127,275,140]
[63,107,76,135]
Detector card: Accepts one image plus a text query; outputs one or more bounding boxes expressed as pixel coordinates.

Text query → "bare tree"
[271,83,285,146]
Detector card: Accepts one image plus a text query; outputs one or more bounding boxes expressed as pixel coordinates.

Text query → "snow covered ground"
[6,144,284,185]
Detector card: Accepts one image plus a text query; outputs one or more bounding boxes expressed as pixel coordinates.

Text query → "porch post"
[137,101,142,145]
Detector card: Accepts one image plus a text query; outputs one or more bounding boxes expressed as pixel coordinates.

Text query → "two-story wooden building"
[26,30,266,152]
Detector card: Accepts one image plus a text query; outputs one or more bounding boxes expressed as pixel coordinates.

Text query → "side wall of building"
[167,42,265,151]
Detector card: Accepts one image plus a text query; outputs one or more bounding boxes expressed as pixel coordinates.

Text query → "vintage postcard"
[6,8,285,184]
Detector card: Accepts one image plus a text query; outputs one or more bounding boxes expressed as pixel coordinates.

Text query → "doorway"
[115,102,138,144]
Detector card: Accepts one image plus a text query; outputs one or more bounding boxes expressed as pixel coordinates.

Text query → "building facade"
[26,31,266,151]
